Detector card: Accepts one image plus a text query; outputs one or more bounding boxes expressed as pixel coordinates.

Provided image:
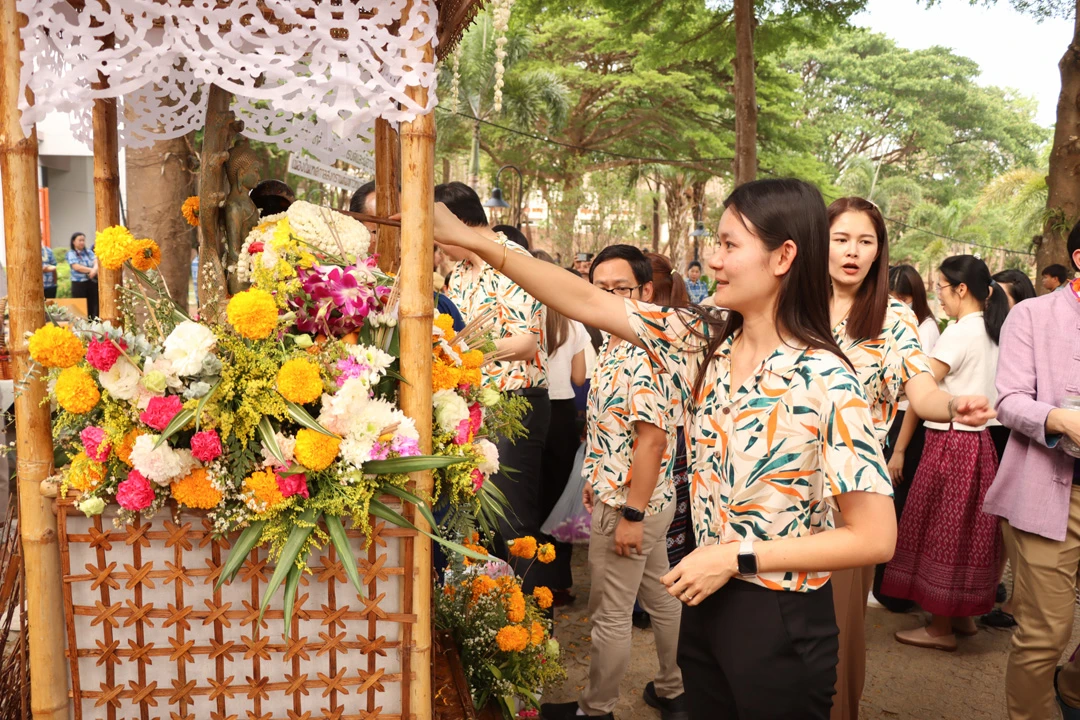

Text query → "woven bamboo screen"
[56,498,417,720]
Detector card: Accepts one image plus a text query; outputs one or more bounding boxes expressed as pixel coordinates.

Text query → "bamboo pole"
[375,118,402,274]
[398,1,436,717]
[0,3,71,718]
[91,35,122,323]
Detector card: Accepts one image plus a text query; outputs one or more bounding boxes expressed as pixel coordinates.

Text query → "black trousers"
[678,580,839,720]
[539,398,577,591]
[70,280,98,318]
[44,286,57,299]
[490,389,552,593]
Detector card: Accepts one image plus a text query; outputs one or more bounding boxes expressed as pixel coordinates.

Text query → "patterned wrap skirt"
[666,429,691,568]
[880,426,1003,617]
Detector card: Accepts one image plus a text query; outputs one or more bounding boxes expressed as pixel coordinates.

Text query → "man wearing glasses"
[542,244,687,720]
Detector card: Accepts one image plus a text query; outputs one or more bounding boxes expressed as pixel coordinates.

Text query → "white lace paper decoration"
[17,0,438,152]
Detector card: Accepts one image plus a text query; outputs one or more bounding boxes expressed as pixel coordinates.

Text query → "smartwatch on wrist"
[737,539,758,577]
[620,505,645,523]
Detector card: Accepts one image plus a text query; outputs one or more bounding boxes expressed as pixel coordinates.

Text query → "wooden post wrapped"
[375,117,402,274]
[398,1,436,717]
[0,2,71,717]
[92,79,122,323]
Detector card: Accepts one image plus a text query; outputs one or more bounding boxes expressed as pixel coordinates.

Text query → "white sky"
[855,0,1073,126]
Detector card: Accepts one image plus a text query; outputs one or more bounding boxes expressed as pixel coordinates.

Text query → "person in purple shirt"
[983,226,1080,720]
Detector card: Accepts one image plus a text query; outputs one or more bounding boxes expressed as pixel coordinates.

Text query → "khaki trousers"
[1005,485,1080,719]
[579,501,683,715]
[830,565,874,720]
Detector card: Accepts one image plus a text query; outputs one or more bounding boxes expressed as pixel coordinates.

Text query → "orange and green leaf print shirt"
[626,299,893,592]
[445,233,547,392]
[833,298,933,443]
[582,337,677,516]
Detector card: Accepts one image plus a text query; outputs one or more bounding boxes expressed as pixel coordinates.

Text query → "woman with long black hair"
[882,254,1011,651]
[430,178,899,719]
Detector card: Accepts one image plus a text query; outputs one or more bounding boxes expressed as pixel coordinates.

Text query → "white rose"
[433,390,470,435]
[130,435,199,485]
[474,438,500,475]
[162,321,217,376]
[98,357,142,401]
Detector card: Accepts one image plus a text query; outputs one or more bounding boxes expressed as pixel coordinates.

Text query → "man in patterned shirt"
[435,182,552,590]
[541,245,686,720]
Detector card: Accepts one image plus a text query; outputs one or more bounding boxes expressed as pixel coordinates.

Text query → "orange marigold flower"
[433,314,456,337]
[55,366,100,414]
[171,468,222,509]
[530,621,545,646]
[129,238,162,271]
[95,225,136,270]
[462,349,484,369]
[244,468,284,509]
[537,543,556,564]
[495,625,529,653]
[507,536,537,560]
[277,358,324,405]
[68,451,105,493]
[226,288,279,340]
[28,324,84,368]
[116,429,143,467]
[294,428,340,471]
[432,361,462,392]
[532,586,553,610]
[505,590,526,623]
[471,575,497,604]
[460,368,483,388]
[181,196,200,227]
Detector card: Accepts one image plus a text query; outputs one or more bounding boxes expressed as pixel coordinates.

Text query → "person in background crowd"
[350,181,378,231]
[542,244,686,720]
[436,181,552,592]
[494,224,530,251]
[684,261,710,304]
[67,232,98,318]
[882,254,1010,651]
[249,179,295,217]
[431,178,899,719]
[41,240,57,299]
[826,201,994,719]
[872,264,940,614]
[573,252,594,275]
[983,226,1080,720]
[1042,263,1070,292]
[993,269,1037,308]
[533,249,589,607]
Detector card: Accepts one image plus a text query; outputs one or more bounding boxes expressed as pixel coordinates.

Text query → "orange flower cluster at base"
[181,196,200,227]
[171,468,222,509]
[532,586,553,610]
[507,536,537,560]
[495,625,530,653]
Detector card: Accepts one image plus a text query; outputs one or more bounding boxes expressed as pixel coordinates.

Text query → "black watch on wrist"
[620,505,645,522]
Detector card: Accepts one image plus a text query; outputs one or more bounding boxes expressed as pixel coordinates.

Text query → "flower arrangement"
[27,200,526,627]
[436,535,564,717]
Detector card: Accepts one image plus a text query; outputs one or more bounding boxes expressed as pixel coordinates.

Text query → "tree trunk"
[733,0,758,187]
[652,193,660,253]
[1040,2,1080,291]
[691,179,707,265]
[469,119,481,188]
[662,174,691,269]
[125,132,197,309]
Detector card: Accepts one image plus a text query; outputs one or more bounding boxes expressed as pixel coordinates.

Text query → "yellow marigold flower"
[507,536,537,560]
[171,468,222,510]
[226,288,279,340]
[244,468,284,509]
[294,428,340,471]
[495,625,529,653]
[432,361,462,392]
[462,349,484,369]
[533,586,553,610]
[68,451,105,493]
[55,366,100,414]
[443,585,456,598]
[434,314,456,338]
[530,620,545,646]
[496,576,518,592]
[461,368,482,388]
[181,196,200,227]
[128,238,162,271]
[461,541,489,566]
[95,225,136,270]
[117,429,143,467]
[471,575,497,604]
[28,324,84,368]
[505,590,526,623]
[537,543,556,564]
[277,358,323,405]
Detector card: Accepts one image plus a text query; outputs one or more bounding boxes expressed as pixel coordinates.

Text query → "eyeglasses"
[599,285,642,297]
[936,283,953,294]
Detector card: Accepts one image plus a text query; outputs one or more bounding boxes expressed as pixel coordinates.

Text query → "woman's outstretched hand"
[661,542,739,607]
[432,202,477,249]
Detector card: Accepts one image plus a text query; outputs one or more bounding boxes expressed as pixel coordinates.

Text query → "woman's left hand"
[661,542,739,607]
[952,395,996,427]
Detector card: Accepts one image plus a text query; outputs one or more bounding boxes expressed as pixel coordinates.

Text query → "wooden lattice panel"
[56,500,417,720]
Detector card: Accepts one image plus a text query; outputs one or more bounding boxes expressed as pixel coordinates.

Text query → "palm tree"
[976,167,1048,239]
[837,156,923,219]
[438,11,569,186]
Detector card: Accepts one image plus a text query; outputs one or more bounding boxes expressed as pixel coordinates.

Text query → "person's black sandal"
[980,608,1017,628]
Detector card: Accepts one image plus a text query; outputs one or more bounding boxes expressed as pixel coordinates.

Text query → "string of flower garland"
[451,44,463,113]
[491,0,516,114]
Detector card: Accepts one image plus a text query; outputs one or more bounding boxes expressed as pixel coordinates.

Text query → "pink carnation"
[85,337,126,372]
[139,395,184,431]
[369,442,391,461]
[116,470,155,511]
[471,468,485,492]
[469,403,483,433]
[190,430,222,463]
[275,472,309,499]
[392,436,420,457]
[80,426,111,462]
[453,419,472,445]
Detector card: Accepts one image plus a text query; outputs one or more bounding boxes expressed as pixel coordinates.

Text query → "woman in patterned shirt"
[825,198,995,720]
[432,178,898,719]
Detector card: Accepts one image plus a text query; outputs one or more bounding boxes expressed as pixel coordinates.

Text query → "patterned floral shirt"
[833,298,933,443]
[583,337,677,516]
[446,234,547,391]
[626,299,893,592]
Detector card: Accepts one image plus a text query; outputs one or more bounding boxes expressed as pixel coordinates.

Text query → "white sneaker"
[867,591,885,609]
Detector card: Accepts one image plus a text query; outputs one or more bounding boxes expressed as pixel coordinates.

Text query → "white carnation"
[345,344,396,386]
[474,438,500,475]
[129,435,199,485]
[318,377,372,436]
[162,321,217,376]
[433,390,470,435]
[261,432,296,469]
[98,357,142,401]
